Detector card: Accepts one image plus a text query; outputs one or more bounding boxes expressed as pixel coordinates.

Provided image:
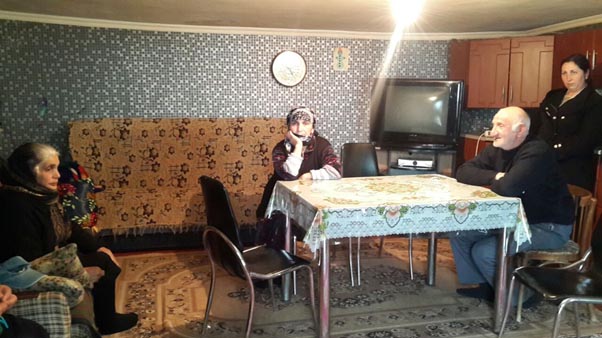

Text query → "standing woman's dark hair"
[561,53,592,86]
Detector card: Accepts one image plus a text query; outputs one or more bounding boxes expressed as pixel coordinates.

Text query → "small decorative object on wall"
[271,51,307,87]
[333,47,350,71]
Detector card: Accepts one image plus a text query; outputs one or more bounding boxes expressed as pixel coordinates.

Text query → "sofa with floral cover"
[68,118,286,235]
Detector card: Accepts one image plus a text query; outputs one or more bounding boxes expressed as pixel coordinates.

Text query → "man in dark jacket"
[451,106,574,305]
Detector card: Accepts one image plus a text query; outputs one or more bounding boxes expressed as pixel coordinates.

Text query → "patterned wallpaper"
[0,20,485,159]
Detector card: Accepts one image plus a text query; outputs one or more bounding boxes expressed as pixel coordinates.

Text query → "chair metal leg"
[348,237,355,286]
[245,281,255,338]
[573,302,580,338]
[497,275,517,338]
[356,236,361,286]
[588,304,598,322]
[202,264,217,335]
[408,234,414,280]
[516,283,525,322]
[268,279,276,310]
[378,236,385,257]
[516,256,528,322]
[293,235,298,295]
[304,265,318,329]
[552,298,571,338]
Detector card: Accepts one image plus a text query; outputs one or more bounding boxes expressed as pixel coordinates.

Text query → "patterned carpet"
[111,237,602,338]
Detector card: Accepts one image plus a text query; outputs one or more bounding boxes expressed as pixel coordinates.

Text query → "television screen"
[370,79,464,150]
[383,85,449,136]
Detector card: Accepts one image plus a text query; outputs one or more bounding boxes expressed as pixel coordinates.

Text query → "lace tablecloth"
[266,174,530,252]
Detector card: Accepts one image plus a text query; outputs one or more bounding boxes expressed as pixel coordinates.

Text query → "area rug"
[112,237,602,338]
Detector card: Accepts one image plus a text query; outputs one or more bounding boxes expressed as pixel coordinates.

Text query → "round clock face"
[271,51,307,87]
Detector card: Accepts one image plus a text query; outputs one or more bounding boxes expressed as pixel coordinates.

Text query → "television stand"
[376,146,457,177]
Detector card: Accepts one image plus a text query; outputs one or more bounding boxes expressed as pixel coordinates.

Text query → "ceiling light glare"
[390,0,425,27]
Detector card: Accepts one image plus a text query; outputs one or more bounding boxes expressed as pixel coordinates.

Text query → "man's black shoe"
[98,312,138,335]
[456,283,495,302]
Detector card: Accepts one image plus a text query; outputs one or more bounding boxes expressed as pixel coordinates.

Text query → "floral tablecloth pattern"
[267,174,530,252]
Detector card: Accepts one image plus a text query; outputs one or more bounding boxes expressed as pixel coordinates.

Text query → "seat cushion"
[243,246,311,278]
[515,266,602,300]
[519,240,579,262]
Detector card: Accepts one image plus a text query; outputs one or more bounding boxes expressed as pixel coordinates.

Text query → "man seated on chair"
[256,106,342,219]
[450,106,575,306]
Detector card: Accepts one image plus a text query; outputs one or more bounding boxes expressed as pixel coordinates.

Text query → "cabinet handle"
[509,86,513,104]
[593,50,597,71]
[501,86,506,102]
[586,50,590,61]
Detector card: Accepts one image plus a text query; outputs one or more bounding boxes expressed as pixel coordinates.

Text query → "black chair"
[341,142,380,178]
[514,187,597,321]
[498,218,602,338]
[340,142,415,284]
[199,176,317,338]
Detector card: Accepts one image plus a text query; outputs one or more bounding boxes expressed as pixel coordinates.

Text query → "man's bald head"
[490,106,531,150]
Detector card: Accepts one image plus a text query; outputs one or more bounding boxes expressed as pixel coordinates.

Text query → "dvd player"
[397,158,434,169]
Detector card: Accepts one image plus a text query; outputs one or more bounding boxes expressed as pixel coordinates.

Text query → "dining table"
[266,174,530,338]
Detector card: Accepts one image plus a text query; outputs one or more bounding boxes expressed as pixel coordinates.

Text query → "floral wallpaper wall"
[0,20,486,159]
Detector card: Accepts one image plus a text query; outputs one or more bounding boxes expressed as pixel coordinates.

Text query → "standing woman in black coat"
[0,143,138,334]
[531,53,602,192]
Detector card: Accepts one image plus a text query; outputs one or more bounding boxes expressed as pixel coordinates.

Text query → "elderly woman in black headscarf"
[0,143,137,335]
[256,107,342,219]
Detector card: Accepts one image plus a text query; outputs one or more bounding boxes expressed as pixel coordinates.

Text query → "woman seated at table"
[257,106,342,219]
[0,143,138,334]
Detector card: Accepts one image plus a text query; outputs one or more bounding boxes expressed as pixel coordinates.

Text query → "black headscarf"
[0,143,71,244]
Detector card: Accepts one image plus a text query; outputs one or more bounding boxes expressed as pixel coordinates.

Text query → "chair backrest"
[199,175,244,251]
[568,184,597,256]
[202,226,248,280]
[341,143,379,178]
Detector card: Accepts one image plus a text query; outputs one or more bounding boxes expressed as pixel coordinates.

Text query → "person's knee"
[82,251,121,282]
[471,240,496,267]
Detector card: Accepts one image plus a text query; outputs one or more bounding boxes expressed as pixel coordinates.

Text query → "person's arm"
[69,223,101,253]
[455,145,498,186]
[308,140,341,180]
[0,197,50,261]
[489,142,552,197]
[272,142,301,180]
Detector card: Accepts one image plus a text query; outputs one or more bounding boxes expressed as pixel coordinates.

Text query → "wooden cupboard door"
[552,30,595,89]
[448,39,470,82]
[508,36,554,107]
[591,29,602,87]
[467,39,510,108]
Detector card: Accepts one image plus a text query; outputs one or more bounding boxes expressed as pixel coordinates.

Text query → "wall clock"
[271,51,307,87]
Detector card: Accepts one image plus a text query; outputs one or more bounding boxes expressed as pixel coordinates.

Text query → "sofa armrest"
[8,291,71,338]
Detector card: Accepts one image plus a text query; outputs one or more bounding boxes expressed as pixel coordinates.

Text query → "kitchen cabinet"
[456,135,492,168]
[552,29,602,89]
[448,39,470,81]
[466,36,554,108]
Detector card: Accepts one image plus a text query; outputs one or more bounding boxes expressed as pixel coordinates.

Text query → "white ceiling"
[1,0,602,38]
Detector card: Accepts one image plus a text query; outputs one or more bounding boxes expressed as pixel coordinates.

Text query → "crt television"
[369,79,464,150]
